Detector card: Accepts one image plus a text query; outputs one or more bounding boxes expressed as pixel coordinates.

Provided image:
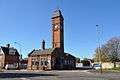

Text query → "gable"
[9,48,16,55]
[0,47,19,56]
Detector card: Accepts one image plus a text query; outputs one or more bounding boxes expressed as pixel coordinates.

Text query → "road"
[0,70,120,80]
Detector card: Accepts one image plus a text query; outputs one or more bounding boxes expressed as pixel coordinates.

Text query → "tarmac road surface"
[0,70,120,80]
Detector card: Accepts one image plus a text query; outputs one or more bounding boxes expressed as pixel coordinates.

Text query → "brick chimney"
[6,44,10,48]
[41,40,45,50]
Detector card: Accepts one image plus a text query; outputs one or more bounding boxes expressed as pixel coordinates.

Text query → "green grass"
[102,67,120,72]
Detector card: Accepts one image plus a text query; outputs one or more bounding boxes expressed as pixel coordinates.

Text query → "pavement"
[0,70,120,80]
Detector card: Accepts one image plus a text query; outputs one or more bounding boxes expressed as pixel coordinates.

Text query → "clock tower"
[52,9,64,51]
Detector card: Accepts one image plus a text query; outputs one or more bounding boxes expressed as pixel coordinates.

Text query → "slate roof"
[64,53,76,58]
[28,48,55,56]
[52,9,63,19]
[0,46,20,56]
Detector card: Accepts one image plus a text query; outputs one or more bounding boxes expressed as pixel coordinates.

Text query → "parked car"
[93,63,101,70]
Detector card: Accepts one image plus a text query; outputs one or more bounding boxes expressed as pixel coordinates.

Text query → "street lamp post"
[14,42,23,70]
[96,24,103,74]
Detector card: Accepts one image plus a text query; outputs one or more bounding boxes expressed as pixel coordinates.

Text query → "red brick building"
[0,44,20,69]
[27,9,76,70]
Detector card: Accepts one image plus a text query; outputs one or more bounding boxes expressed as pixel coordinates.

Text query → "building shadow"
[0,72,58,78]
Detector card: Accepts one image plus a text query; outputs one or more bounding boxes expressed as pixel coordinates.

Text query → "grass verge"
[103,67,120,72]
[98,67,120,73]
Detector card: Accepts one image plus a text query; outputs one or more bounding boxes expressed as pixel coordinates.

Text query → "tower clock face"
[54,25,63,30]
[55,25,60,29]
[55,25,58,29]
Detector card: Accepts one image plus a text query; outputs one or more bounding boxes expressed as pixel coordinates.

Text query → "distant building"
[0,44,20,69]
[20,58,28,69]
[27,9,76,70]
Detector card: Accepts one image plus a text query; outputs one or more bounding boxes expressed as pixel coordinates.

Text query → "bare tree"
[76,57,80,63]
[94,45,109,62]
[94,37,120,68]
[106,37,120,68]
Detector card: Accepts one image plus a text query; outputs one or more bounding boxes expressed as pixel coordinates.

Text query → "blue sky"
[0,0,120,59]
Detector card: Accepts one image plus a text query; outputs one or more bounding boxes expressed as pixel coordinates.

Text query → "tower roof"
[52,9,63,18]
